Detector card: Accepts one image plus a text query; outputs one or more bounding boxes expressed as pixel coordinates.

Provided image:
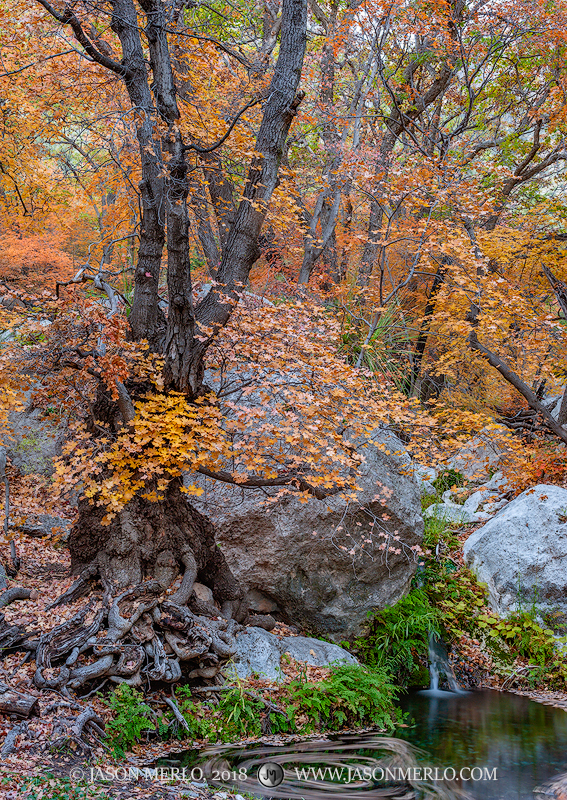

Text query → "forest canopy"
[1,0,567,431]
[0,0,567,731]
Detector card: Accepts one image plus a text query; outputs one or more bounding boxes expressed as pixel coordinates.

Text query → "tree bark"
[70,479,241,603]
[175,0,307,394]
[110,0,167,348]
[405,258,450,395]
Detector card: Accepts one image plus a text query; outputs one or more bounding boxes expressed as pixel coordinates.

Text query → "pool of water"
[155,690,567,799]
[397,689,567,798]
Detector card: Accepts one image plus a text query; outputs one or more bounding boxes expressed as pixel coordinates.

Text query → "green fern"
[103,685,155,757]
[356,589,440,685]
[286,663,400,731]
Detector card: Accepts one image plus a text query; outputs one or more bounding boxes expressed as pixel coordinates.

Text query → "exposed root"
[0,587,32,609]
[50,706,106,755]
[170,550,197,606]
[163,694,191,733]
[0,580,242,699]
[47,562,98,610]
[0,484,273,759]
[0,681,40,717]
[107,580,162,641]
[34,601,106,693]
[0,612,30,651]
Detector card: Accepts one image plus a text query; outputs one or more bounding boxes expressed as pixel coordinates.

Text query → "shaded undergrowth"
[102,662,401,756]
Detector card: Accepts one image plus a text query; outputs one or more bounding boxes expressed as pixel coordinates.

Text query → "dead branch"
[1,720,28,756]
[163,694,191,732]
[0,682,40,717]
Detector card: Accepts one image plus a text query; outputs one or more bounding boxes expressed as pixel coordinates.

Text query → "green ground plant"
[430,469,465,497]
[170,685,219,740]
[422,506,567,688]
[102,663,399,752]
[0,775,111,800]
[285,663,401,732]
[421,469,466,511]
[354,589,440,686]
[102,684,155,756]
[214,684,264,740]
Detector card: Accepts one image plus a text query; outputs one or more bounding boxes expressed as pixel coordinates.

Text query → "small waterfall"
[421,633,467,696]
[428,634,442,692]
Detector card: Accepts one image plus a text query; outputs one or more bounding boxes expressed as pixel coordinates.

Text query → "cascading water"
[422,633,467,696]
[414,564,467,696]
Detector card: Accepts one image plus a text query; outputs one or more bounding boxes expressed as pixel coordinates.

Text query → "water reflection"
[155,691,567,800]
[397,689,567,799]
[159,733,472,799]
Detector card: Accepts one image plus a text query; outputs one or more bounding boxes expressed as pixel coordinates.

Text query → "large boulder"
[463,484,567,628]
[192,429,423,642]
[229,627,358,682]
[446,425,512,482]
[2,389,66,475]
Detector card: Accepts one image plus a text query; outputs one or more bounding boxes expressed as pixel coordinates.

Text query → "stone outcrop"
[463,484,567,629]
[3,389,66,476]
[424,471,511,524]
[192,429,423,642]
[228,626,358,682]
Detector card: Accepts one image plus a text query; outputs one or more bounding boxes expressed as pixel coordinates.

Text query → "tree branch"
[184,96,263,154]
[542,262,567,319]
[196,466,338,499]
[468,332,567,445]
[34,0,130,77]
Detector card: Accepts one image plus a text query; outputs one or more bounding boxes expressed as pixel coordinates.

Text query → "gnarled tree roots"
[1,485,276,716]
[32,580,243,696]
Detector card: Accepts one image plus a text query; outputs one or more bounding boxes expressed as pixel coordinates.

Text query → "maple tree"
[0,0,320,695]
[1,0,567,710]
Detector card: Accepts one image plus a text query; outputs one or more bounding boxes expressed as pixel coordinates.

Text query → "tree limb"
[196,465,338,499]
[468,332,567,445]
[184,96,263,154]
[35,0,129,77]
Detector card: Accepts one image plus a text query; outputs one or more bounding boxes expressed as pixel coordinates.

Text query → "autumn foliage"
[2,0,567,503]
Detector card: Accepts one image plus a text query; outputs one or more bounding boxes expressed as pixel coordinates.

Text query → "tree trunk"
[30,480,247,694]
[31,0,307,695]
[111,0,167,348]
[70,479,241,607]
[404,257,450,395]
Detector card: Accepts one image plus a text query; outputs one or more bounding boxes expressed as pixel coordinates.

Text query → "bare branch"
[184,96,263,154]
[34,0,129,77]
[196,466,339,500]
